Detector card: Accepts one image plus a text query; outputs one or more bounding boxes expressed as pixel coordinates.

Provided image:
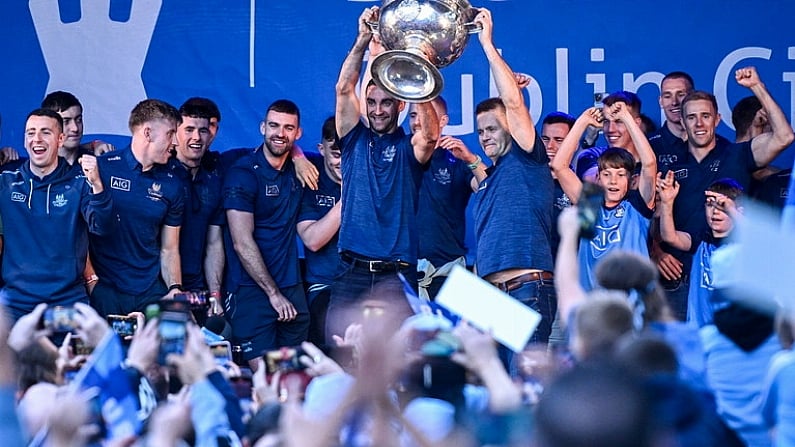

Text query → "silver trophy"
[369,0,480,103]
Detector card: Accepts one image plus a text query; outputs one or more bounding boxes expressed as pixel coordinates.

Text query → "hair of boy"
[662,71,695,91]
[178,101,214,121]
[706,178,744,201]
[595,250,674,325]
[597,147,635,172]
[128,99,181,132]
[603,91,642,117]
[574,290,634,359]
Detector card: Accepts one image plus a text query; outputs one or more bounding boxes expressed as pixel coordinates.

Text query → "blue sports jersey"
[417,148,473,267]
[0,158,113,317]
[686,234,729,327]
[169,158,224,291]
[338,121,424,264]
[578,190,653,290]
[223,147,303,291]
[90,147,185,293]
[298,153,341,286]
[473,135,554,277]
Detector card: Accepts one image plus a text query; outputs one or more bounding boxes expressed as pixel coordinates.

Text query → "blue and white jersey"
[686,234,730,327]
[578,190,653,290]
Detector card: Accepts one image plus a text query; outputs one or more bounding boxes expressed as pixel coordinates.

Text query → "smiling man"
[169,100,225,318]
[653,67,794,319]
[0,109,112,320]
[89,99,185,317]
[41,91,115,164]
[224,99,308,369]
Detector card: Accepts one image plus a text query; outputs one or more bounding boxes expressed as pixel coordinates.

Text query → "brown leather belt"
[490,271,554,292]
[341,252,412,273]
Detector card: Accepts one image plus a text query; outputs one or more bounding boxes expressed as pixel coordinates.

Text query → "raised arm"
[737,67,795,166]
[335,7,378,140]
[610,102,657,207]
[409,101,440,164]
[655,171,691,251]
[554,207,588,328]
[550,108,603,203]
[475,9,537,151]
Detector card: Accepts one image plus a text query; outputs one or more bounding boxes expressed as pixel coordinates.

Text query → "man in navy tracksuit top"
[0,109,112,321]
[89,100,185,316]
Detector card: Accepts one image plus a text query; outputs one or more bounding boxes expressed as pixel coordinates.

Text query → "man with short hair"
[655,67,794,319]
[575,91,644,182]
[224,99,309,369]
[89,99,185,316]
[648,71,695,156]
[326,5,439,339]
[169,100,225,316]
[0,109,112,320]
[540,112,576,262]
[471,9,556,346]
[41,91,115,164]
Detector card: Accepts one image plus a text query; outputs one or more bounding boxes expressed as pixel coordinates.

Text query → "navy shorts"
[227,284,309,361]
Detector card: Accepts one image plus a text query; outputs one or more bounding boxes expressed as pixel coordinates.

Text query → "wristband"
[85,274,99,285]
[168,283,183,292]
[467,155,482,170]
[209,291,222,299]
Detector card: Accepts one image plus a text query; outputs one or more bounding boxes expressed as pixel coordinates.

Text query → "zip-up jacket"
[0,158,113,318]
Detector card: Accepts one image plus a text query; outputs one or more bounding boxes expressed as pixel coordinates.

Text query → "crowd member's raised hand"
[72,302,110,348]
[166,323,216,386]
[0,146,20,165]
[452,322,521,412]
[7,303,50,352]
[125,318,159,373]
[298,341,343,377]
[251,358,283,410]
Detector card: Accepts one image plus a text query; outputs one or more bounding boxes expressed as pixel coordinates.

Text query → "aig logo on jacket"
[11,192,25,202]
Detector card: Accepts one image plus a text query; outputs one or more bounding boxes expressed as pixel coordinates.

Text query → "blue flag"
[398,272,460,325]
[70,332,140,439]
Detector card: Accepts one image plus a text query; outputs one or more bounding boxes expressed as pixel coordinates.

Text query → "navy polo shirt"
[338,121,424,264]
[417,148,473,267]
[298,153,341,286]
[223,147,303,292]
[659,138,757,267]
[473,135,554,277]
[90,147,185,293]
[169,159,224,291]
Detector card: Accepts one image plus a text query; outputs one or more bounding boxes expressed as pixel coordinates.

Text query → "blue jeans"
[326,257,416,341]
[662,272,690,322]
[498,279,557,375]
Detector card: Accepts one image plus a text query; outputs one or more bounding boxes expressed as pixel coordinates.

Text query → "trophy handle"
[464,21,483,34]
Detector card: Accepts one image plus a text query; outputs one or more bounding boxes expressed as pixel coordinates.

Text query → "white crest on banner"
[29,0,163,136]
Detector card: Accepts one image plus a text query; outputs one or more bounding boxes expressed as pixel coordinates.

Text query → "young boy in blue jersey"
[550,104,657,290]
[657,173,743,327]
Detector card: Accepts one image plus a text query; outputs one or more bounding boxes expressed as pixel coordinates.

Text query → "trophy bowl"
[370,0,480,103]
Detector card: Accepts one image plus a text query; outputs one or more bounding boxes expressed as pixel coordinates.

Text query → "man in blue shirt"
[0,109,112,320]
[89,99,185,316]
[169,100,225,317]
[653,67,794,320]
[471,9,556,347]
[297,117,342,348]
[326,6,440,340]
[412,97,486,300]
[41,91,115,164]
[224,99,308,369]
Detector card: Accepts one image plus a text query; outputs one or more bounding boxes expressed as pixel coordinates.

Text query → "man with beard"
[224,99,308,369]
[325,5,440,340]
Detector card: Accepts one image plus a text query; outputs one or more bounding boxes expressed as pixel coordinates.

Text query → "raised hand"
[735,66,762,89]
